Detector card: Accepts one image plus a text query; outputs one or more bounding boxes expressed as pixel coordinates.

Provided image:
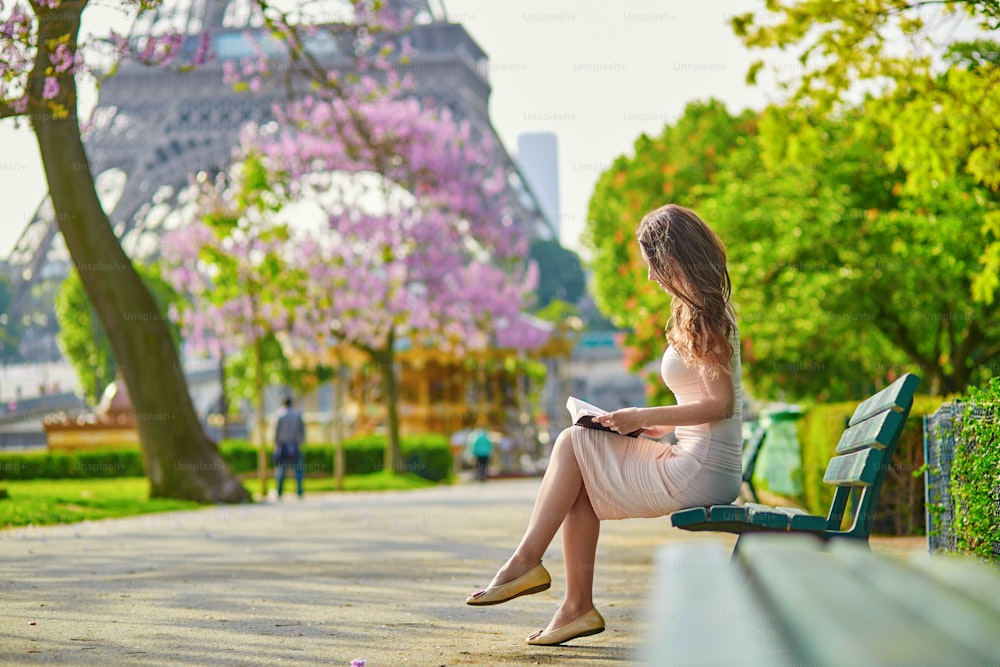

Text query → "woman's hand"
[596,407,646,435]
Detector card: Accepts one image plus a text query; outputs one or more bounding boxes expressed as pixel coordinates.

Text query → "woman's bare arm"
[596,367,735,435]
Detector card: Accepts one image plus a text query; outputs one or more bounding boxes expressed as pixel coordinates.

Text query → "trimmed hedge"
[219,434,451,481]
[795,394,945,536]
[0,449,146,480]
[0,433,453,483]
[953,378,1000,561]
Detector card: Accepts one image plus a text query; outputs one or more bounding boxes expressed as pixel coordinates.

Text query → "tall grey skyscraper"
[516,132,561,239]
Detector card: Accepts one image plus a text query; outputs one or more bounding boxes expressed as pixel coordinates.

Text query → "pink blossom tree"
[280,95,543,471]
[162,152,310,496]
[170,91,544,473]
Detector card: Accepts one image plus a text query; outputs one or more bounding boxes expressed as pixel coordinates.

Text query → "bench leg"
[730,533,746,562]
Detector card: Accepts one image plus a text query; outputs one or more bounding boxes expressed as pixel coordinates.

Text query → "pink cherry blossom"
[42,77,59,99]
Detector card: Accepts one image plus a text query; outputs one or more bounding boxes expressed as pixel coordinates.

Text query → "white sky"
[0,0,789,262]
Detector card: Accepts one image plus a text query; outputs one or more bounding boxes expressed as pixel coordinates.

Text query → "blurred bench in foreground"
[640,533,1000,666]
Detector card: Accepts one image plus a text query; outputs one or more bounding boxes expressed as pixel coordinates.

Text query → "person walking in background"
[465,204,742,646]
[466,418,494,482]
[273,396,306,499]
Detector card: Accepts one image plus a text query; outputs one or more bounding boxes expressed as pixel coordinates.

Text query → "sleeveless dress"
[571,328,743,520]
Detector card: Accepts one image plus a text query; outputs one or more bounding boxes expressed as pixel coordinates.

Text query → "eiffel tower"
[6,0,555,361]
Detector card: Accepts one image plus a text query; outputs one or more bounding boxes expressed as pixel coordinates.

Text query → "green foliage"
[731,2,1000,305]
[795,394,945,535]
[0,447,145,480]
[221,334,310,407]
[953,377,1000,559]
[55,263,183,403]
[586,93,1000,400]
[533,298,579,324]
[702,103,1000,399]
[529,239,586,310]
[218,433,453,482]
[0,434,452,484]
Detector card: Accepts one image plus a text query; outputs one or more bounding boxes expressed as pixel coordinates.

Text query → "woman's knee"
[553,427,576,451]
[550,427,583,471]
[549,428,572,459]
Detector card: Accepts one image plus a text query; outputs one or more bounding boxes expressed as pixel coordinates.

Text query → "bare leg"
[543,486,599,631]
[486,428,585,587]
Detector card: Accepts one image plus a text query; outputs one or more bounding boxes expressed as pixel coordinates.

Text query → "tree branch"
[0,98,25,119]
[872,302,938,372]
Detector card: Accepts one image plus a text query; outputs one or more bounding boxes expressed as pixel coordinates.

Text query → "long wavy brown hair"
[636,204,734,377]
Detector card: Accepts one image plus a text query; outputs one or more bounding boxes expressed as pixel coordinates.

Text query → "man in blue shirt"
[273,396,306,499]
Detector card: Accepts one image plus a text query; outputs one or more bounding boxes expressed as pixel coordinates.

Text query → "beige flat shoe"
[526,607,605,646]
[465,562,551,606]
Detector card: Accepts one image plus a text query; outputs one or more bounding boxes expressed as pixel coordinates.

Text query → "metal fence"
[923,401,995,556]
[923,402,960,552]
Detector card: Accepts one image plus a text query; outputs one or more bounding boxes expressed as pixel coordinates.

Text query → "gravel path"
[0,477,744,666]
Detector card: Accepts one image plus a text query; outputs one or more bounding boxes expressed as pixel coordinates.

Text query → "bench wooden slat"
[708,505,748,522]
[822,448,880,486]
[672,503,830,534]
[771,506,829,532]
[834,408,905,455]
[669,506,709,528]
[738,534,988,666]
[848,373,920,426]
[744,502,791,530]
[829,540,1000,662]
[640,542,795,667]
[671,505,769,534]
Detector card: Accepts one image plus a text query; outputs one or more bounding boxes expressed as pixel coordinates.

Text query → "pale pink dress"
[571,330,743,520]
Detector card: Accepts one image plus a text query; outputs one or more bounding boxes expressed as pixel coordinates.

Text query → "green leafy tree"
[529,239,586,310]
[586,96,999,400]
[731,1,1000,303]
[55,264,182,404]
[700,104,1000,398]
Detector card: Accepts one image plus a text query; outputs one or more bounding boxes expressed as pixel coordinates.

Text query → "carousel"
[278,314,573,440]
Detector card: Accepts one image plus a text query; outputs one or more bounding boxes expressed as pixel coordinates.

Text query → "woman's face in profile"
[640,245,673,295]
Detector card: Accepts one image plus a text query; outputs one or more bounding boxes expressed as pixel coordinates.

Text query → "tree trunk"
[254,336,268,497]
[335,362,346,491]
[376,334,402,473]
[30,2,249,503]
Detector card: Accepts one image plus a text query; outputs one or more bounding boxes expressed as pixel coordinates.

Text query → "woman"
[465,204,743,646]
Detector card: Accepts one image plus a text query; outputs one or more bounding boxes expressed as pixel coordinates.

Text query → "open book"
[566,396,644,438]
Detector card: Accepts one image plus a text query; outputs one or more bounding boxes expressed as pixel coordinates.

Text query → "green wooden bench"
[671,373,920,551]
[639,533,1000,666]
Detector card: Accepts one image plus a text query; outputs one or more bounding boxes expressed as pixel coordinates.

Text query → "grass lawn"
[242,469,439,495]
[1,471,442,530]
[0,478,200,529]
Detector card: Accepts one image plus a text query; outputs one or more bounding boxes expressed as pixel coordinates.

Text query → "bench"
[639,533,1000,666]
[671,373,920,551]
[739,421,767,503]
